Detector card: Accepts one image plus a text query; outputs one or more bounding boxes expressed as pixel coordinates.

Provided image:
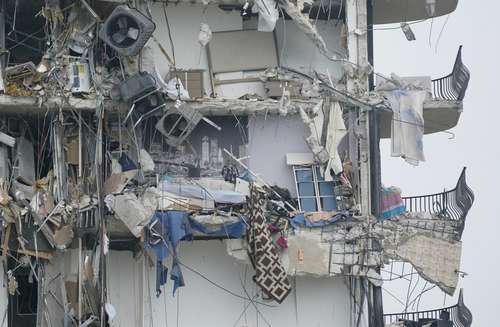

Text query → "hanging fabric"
[246,184,291,303]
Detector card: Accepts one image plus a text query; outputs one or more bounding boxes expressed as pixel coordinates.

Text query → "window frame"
[292,165,337,212]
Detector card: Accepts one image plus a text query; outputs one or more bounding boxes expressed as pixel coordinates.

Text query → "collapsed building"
[0,0,474,326]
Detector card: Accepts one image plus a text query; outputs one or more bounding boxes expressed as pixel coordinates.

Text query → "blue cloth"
[380,186,406,220]
[289,212,347,229]
[188,217,246,238]
[147,211,192,296]
[239,170,255,183]
[118,153,137,171]
[146,211,247,296]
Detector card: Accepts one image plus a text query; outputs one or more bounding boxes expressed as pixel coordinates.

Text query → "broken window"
[7,257,38,327]
[293,165,337,212]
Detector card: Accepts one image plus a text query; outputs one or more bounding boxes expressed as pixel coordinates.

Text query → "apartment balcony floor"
[373,0,458,24]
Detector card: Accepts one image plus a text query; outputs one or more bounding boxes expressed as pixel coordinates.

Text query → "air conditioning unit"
[111,72,157,102]
[99,5,155,57]
[155,103,203,147]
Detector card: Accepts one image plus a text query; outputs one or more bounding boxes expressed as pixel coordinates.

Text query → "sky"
[373,1,500,325]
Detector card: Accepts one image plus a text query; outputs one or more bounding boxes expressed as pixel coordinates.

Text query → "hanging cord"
[150,233,276,307]
[434,14,450,53]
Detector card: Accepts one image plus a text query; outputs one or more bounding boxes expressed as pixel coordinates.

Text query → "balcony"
[383,289,472,327]
[373,0,458,25]
[401,167,474,239]
[380,46,470,138]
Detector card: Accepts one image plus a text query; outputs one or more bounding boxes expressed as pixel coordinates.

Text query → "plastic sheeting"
[385,90,426,165]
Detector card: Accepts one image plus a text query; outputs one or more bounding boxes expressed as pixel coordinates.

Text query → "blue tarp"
[289,212,348,229]
[189,217,246,238]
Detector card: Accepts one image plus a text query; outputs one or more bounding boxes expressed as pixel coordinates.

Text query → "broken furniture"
[155,102,203,147]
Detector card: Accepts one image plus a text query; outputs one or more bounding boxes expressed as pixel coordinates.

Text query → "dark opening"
[7,256,38,327]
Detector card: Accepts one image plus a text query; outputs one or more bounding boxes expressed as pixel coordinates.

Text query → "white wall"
[147,4,345,96]
[275,18,345,79]
[247,114,310,197]
[149,3,243,96]
[107,241,351,327]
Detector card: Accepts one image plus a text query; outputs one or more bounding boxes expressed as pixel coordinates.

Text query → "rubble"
[0,0,473,325]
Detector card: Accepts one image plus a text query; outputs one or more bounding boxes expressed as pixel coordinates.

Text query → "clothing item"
[146,211,192,296]
[380,186,406,220]
[246,185,291,303]
[146,211,247,296]
[385,90,427,166]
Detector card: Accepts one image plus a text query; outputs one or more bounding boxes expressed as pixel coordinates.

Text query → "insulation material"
[139,149,155,172]
[299,102,329,163]
[324,101,347,178]
[108,193,153,237]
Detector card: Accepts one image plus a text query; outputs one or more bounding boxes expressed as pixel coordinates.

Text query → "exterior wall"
[107,242,351,327]
[247,114,310,197]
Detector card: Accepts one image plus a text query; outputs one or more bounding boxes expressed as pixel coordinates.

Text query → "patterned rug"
[247,184,291,303]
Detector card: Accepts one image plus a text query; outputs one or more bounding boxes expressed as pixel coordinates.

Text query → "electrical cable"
[434,14,450,53]
[382,287,406,307]
[152,235,276,307]
[162,3,177,69]
[238,273,273,327]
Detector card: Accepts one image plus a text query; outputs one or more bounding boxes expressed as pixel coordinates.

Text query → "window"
[293,165,337,212]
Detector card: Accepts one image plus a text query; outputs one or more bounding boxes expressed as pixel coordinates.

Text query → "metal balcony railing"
[401,168,474,238]
[383,289,472,327]
[432,46,470,101]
